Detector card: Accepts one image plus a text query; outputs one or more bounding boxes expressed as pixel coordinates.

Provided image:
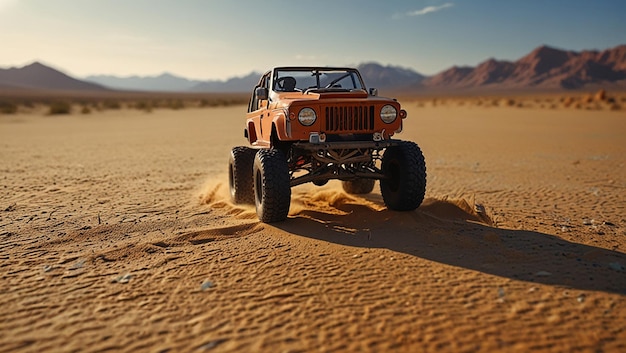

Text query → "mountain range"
[423,44,626,91]
[0,62,106,91]
[84,66,421,93]
[1,44,624,94]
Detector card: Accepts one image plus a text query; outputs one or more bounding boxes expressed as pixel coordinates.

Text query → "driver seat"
[280,76,297,91]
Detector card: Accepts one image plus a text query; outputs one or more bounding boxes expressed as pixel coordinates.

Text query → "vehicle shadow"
[276,196,626,295]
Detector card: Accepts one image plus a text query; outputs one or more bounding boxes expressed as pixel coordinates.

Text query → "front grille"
[324,105,375,133]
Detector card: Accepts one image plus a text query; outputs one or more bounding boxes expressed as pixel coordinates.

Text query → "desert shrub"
[195,96,248,108]
[102,100,121,110]
[134,101,152,112]
[48,101,71,115]
[0,100,18,114]
[220,98,235,106]
[81,106,91,114]
[594,89,606,101]
[201,98,228,107]
[167,99,185,110]
[501,99,515,107]
[562,97,574,107]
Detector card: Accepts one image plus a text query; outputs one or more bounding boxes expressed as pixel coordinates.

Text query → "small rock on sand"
[201,280,215,291]
[112,273,133,284]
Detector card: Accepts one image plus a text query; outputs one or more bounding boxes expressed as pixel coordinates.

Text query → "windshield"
[273,68,365,93]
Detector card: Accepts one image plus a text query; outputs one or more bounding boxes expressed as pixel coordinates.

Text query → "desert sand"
[1,102,625,352]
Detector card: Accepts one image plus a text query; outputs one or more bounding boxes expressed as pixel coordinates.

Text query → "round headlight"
[380,105,397,124]
[298,107,317,126]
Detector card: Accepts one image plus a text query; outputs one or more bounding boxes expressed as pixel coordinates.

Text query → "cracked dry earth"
[1,105,625,352]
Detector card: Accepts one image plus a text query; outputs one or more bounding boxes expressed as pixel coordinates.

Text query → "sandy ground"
[1,103,625,352]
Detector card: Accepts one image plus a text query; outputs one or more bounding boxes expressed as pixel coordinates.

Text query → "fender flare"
[246,121,258,144]
[271,113,290,142]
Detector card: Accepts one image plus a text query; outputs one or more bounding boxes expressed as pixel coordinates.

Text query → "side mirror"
[369,88,378,96]
[255,87,268,100]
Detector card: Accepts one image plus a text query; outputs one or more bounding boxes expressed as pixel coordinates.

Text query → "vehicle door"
[246,72,271,146]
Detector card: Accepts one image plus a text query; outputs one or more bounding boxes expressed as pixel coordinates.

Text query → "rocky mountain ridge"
[423,45,626,90]
[1,44,624,93]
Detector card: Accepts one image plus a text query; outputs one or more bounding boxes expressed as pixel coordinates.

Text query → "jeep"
[228,67,426,222]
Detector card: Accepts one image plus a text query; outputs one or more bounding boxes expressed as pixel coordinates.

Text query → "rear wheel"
[228,146,256,204]
[341,179,375,194]
[253,149,291,222]
[380,141,426,211]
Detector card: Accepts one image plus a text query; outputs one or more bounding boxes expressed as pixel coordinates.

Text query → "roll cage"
[271,67,367,94]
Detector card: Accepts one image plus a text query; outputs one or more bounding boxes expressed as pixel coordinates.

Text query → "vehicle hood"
[271,90,395,109]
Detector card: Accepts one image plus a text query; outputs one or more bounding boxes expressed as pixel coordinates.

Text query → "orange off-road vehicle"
[229,67,426,222]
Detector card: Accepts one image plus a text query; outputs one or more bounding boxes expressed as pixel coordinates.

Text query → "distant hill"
[85,73,203,92]
[85,71,260,93]
[189,72,261,92]
[3,44,624,94]
[0,62,107,91]
[357,63,425,90]
[86,66,427,93]
[423,44,626,90]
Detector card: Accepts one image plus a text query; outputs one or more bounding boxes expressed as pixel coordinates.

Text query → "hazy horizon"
[1,0,625,81]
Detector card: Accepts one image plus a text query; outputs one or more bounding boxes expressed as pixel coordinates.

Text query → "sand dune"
[1,104,625,352]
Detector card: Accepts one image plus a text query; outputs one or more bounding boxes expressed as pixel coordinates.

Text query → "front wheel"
[253,149,291,223]
[380,141,426,211]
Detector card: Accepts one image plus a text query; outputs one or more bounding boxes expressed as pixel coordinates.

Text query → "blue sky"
[0,0,624,80]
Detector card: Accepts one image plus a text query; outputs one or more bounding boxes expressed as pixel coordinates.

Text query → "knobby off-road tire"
[253,149,291,223]
[341,179,376,194]
[380,141,427,211]
[228,146,257,204]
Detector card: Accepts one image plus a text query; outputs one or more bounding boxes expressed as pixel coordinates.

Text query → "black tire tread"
[254,149,291,222]
[380,141,427,211]
[229,146,256,204]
